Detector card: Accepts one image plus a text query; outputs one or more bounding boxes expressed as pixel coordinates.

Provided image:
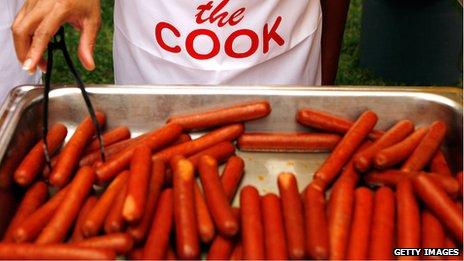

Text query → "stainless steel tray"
[0,85,462,234]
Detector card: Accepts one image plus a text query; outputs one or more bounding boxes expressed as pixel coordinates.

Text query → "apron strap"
[42,27,105,169]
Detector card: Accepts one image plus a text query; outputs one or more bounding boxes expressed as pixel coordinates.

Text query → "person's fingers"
[38,58,47,73]
[77,19,100,71]
[23,9,66,72]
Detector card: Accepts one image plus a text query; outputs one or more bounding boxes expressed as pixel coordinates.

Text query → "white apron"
[114,0,322,85]
[0,0,41,103]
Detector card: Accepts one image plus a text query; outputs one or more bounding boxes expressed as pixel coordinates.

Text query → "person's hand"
[12,0,101,74]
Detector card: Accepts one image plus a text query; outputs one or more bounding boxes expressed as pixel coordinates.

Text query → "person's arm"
[11,0,101,74]
[320,0,350,85]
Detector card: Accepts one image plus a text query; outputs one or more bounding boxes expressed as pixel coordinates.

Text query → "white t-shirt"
[113,0,322,85]
[0,0,41,104]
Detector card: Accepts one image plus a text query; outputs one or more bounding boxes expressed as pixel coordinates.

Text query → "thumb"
[78,20,100,71]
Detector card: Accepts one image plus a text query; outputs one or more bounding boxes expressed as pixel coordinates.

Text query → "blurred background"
[52,0,463,86]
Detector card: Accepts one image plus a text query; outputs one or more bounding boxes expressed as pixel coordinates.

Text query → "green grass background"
[51,0,459,86]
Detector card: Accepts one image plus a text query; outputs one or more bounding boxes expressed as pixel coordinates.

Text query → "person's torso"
[113,0,322,85]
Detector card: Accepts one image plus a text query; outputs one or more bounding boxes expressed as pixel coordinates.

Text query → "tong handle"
[42,27,105,169]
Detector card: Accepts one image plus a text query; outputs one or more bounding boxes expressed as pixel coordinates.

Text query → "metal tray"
[0,85,462,236]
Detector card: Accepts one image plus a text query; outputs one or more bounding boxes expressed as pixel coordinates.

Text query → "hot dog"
[364,170,460,198]
[457,171,463,196]
[421,210,446,260]
[187,141,235,169]
[104,181,128,234]
[396,179,421,260]
[296,108,383,139]
[72,233,134,255]
[123,145,152,222]
[14,123,67,186]
[206,208,240,260]
[167,100,271,131]
[128,159,166,243]
[277,173,305,259]
[153,123,243,163]
[368,187,395,260]
[221,156,245,202]
[373,126,428,169]
[0,243,116,259]
[402,121,447,172]
[199,155,238,237]
[237,132,341,152]
[230,241,243,260]
[346,187,374,260]
[49,112,105,187]
[143,189,174,260]
[85,126,130,153]
[71,196,97,242]
[261,193,288,260]
[172,157,200,259]
[412,173,463,242]
[2,182,48,242]
[13,186,70,243]
[240,186,265,260]
[304,182,329,260]
[314,111,378,187]
[36,167,95,244]
[430,151,453,176]
[194,183,216,244]
[353,120,414,172]
[82,171,129,237]
[96,123,182,183]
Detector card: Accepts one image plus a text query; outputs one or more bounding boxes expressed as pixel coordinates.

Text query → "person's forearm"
[320,0,350,85]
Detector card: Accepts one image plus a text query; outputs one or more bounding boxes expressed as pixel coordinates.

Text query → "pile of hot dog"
[0,100,462,260]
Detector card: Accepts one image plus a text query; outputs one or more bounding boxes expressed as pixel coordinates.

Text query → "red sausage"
[104,181,128,234]
[368,187,395,260]
[373,126,428,169]
[277,173,305,259]
[153,123,244,163]
[314,111,378,187]
[237,132,341,152]
[402,121,447,172]
[70,196,97,242]
[304,182,329,260]
[14,123,67,186]
[123,145,152,222]
[199,155,238,237]
[128,159,166,243]
[354,119,414,172]
[167,100,271,131]
[13,186,70,243]
[221,156,245,202]
[187,141,236,169]
[2,182,48,242]
[430,151,453,176]
[206,208,240,260]
[194,183,216,244]
[296,108,383,139]
[327,174,356,260]
[364,170,460,198]
[421,210,446,260]
[36,167,95,244]
[396,180,421,259]
[143,189,174,260]
[240,186,265,260]
[85,126,131,153]
[96,123,182,183]
[82,171,129,237]
[457,171,463,196]
[230,241,243,260]
[72,233,134,255]
[0,243,116,259]
[412,173,463,242]
[172,157,200,259]
[346,187,374,260]
[261,193,288,260]
[49,112,105,187]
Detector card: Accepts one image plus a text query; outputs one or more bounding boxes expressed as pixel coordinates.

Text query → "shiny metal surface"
[0,85,462,214]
